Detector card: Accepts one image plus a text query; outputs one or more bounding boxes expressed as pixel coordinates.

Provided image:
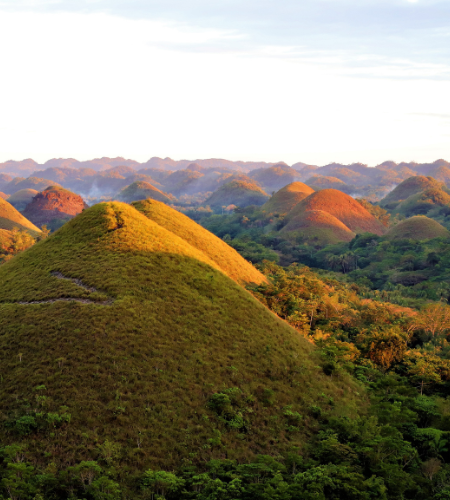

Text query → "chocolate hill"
[262,182,315,214]
[0,197,41,235]
[7,188,39,211]
[285,189,386,236]
[280,209,356,244]
[22,186,88,227]
[386,216,450,240]
[394,187,450,217]
[249,164,299,192]
[305,175,350,192]
[0,202,359,471]
[380,176,444,208]
[3,176,61,195]
[118,181,172,204]
[205,180,269,209]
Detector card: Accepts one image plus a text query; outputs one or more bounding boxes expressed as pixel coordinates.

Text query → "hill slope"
[380,176,444,208]
[0,197,41,235]
[386,216,450,240]
[394,187,450,216]
[22,186,89,227]
[286,189,386,236]
[132,199,267,285]
[118,181,172,203]
[262,182,315,214]
[280,209,356,244]
[205,180,269,208]
[3,176,61,195]
[7,188,39,211]
[0,202,359,470]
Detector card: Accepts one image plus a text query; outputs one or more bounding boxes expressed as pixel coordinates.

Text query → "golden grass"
[0,197,41,235]
[262,182,315,214]
[133,198,267,285]
[280,209,356,244]
[205,180,269,208]
[285,189,385,236]
[380,176,444,207]
[119,181,171,203]
[0,202,362,471]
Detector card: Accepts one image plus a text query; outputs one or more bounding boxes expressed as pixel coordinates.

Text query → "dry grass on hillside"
[386,216,450,240]
[380,176,444,207]
[205,180,269,208]
[262,182,314,214]
[119,181,171,203]
[0,197,41,235]
[286,189,385,236]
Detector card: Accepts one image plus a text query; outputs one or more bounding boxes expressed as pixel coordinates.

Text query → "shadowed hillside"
[262,182,314,214]
[394,187,450,216]
[386,216,450,240]
[7,188,38,211]
[285,189,385,235]
[0,197,41,235]
[132,199,267,285]
[3,176,61,195]
[0,202,360,471]
[205,180,269,209]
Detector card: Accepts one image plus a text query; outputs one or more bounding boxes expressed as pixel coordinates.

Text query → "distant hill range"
[1,156,449,204]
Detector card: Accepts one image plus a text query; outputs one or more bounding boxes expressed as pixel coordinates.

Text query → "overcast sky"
[0,0,449,166]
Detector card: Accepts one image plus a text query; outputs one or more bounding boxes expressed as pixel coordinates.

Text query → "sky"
[0,0,449,166]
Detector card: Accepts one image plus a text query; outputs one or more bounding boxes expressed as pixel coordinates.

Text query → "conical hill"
[286,189,385,236]
[280,209,356,244]
[386,216,450,240]
[205,180,269,208]
[118,180,172,203]
[0,202,360,470]
[380,176,444,208]
[0,197,41,235]
[132,198,267,285]
[262,182,315,214]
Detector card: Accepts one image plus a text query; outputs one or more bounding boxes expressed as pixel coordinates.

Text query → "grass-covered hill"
[7,188,38,211]
[0,197,41,235]
[3,176,61,195]
[394,187,450,217]
[0,202,360,472]
[380,176,444,208]
[22,186,89,228]
[386,215,450,240]
[132,198,267,285]
[261,182,314,214]
[248,164,299,192]
[304,175,350,192]
[280,209,356,244]
[0,173,12,191]
[0,192,8,200]
[118,181,172,204]
[285,189,386,236]
[205,180,269,209]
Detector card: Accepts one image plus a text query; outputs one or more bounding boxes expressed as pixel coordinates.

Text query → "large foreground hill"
[0,202,359,470]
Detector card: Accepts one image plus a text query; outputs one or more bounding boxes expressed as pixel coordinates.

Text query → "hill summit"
[0,201,358,470]
[205,180,269,209]
[285,189,385,236]
[22,186,89,227]
[262,182,314,214]
[386,216,450,240]
[118,180,172,204]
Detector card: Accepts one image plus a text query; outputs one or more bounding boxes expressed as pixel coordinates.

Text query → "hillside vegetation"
[205,180,269,209]
[386,216,450,241]
[0,202,360,475]
[118,181,172,203]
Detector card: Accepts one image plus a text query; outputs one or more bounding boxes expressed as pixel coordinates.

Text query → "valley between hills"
[2,157,450,498]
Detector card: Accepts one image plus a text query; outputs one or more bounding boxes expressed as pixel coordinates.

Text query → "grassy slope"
[4,177,61,195]
[0,197,41,235]
[262,182,315,214]
[119,181,171,203]
[386,215,450,240]
[7,188,39,203]
[205,180,269,208]
[394,187,450,215]
[380,176,444,207]
[133,199,267,285]
[286,189,385,236]
[280,209,356,244]
[0,202,361,471]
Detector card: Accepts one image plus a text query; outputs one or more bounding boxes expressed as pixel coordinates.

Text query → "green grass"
[0,201,362,471]
[380,176,444,207]
[386,215,450,240]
